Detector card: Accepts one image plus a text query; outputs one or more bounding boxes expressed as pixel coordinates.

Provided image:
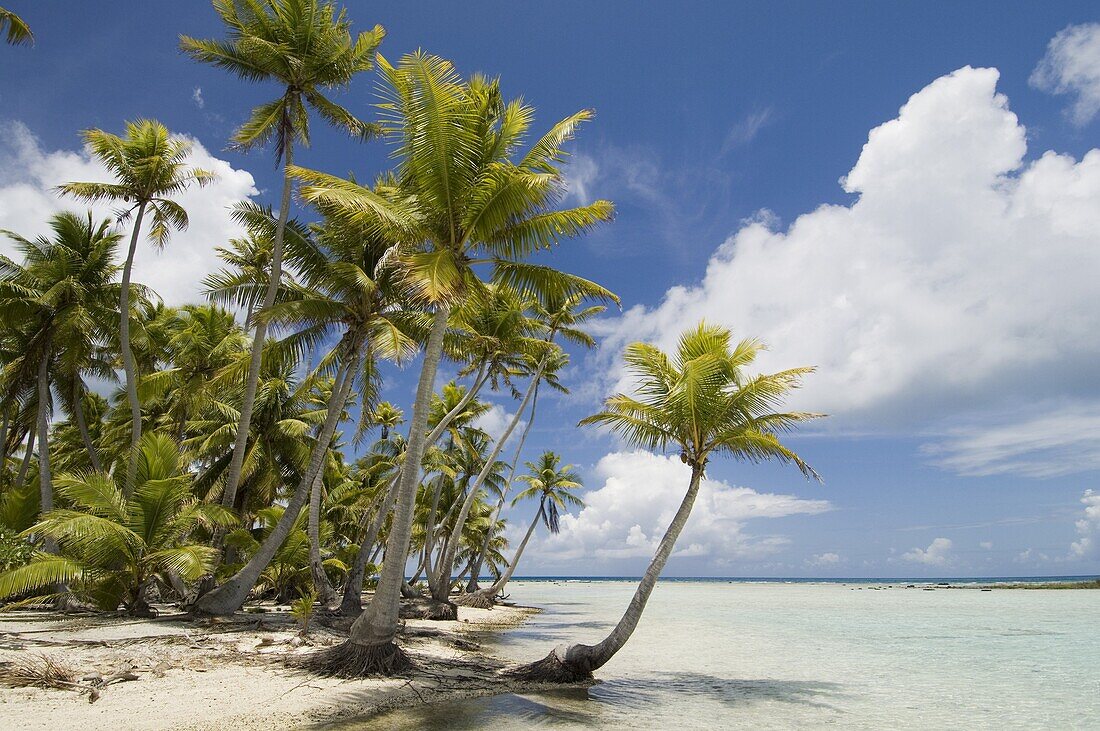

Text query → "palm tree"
[510,322,822,681]
[0,213,125,532]
[466,290,604,591]
[459,451,582,608]
[370,402,404,441]
[295,54,614,675]
[0,6,31,45]
[57,120,214,492]
[180,0,384,524]
[0,434,236,615]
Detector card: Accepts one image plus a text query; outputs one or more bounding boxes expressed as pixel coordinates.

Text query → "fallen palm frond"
[0,653,140,703]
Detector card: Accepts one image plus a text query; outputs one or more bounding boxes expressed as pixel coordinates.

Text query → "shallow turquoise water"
[347,580,1100,729]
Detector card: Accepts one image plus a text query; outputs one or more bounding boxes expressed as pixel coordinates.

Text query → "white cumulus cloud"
[594,66,1100,476]
[807,552,841,567]
[902,537,953,566]
[0,121,259,306]
[1030,23,1100,125]
[521,450,830,571]
[1069,489,1100,559]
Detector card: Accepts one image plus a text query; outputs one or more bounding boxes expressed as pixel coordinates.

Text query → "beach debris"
[0,654,140,703]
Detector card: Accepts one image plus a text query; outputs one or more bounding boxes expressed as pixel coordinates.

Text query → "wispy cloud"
[192,86,205,109]
[721,106,774,153]
[922,405,1100,478]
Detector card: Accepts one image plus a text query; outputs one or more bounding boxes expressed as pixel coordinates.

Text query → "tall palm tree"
[57,120,214,492]
[0,213,125,532]
[0,6,31,45]
[370,402,403,441]
[295,54,614,675]
[180,0,384,523]
[191,207,414,615]
[510,322,823,681]
[459,451,582,607]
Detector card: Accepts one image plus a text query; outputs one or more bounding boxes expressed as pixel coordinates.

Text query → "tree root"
[453,591,495,609]
[295,639,413,678]
[504,649,593,683]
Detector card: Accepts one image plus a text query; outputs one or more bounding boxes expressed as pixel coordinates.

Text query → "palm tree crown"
[513,451,584,534]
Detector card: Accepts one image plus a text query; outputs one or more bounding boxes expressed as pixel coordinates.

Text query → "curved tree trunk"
[36,353,55,553]
[460,503,543,608]
[192,345,357,616]
[510,465,704,680]
[466,380,540,591]
[431,366,542,601]
[71,383,101,473]
[317,306,448,674]
[218,140,294,524]
[120,202,147,496]
[340,475,399,615]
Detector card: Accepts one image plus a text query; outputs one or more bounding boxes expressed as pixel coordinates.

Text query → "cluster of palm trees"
[1,1,821,682]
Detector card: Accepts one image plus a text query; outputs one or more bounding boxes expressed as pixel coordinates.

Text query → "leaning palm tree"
[0,433,236,614]
[57,120,215,492]
[509,322,822,681]
[180,0,384,525]
[0,6,32,45]
[294,54,615,675]
[458,451,582,607]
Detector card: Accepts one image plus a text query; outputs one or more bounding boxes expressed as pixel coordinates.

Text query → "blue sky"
[2,2,1099,578]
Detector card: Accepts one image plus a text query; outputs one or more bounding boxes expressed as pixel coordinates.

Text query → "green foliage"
[290,588,317,632]
[0,434,236,612]
[0,527,32,573]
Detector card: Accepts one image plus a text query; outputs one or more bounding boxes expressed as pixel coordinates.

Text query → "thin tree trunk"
[120,202,147,496]
[432,366,542,600]
[36,353,56,554]
[192,343,358,616]
[516,465,705,679]
[14,427,35,491]
[71,383,101,472]
[486,503,542,595]
[467,380,540,591]
[0,408,9,476]
[345,306,449,655]
[340,475,399,615]
[308,464,337,607]
[219,140,294,520]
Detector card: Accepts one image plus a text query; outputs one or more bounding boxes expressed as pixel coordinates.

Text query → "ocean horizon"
[504,574,1100,584]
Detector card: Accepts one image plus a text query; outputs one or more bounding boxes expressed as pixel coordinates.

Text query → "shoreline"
[0,599,549,731]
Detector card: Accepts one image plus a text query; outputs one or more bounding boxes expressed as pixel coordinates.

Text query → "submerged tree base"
[297,639,413,677]
[505,647,593,683]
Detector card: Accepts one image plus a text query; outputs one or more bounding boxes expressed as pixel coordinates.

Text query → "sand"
[0,599,540,730]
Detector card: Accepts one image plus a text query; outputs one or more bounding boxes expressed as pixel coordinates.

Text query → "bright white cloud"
[807,552,841,566]
[1030,23,1100,125]
[522,450,830,569]
[921,406,1100,478]
[0,121,259,306]
[1069,489,1100,559]
[595,67,1100,471]
[471,403,524,444]
[902,537,953,566]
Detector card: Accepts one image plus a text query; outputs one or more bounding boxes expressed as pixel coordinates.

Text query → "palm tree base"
[453,590,495,609]
[398,596,458,621]
[298,639,412,677]
[505,647,592,683]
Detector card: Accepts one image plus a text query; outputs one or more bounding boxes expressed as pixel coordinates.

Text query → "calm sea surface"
[343,579,1100,729]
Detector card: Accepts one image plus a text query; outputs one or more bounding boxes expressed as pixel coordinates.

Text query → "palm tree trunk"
[192,342,358,616]
[458,503,543,608]
[14,427,35,491]
[218,140,294,521]
[331,306,449,671]
[120,201,147,496]
[511,465,704,681]
[0,408,10,476]
[432,366,542,601]
[36,352,56,554]
[71,383,101,472]
[340,475,399,615]
[467,380,540,591]
[308,466,337,607]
